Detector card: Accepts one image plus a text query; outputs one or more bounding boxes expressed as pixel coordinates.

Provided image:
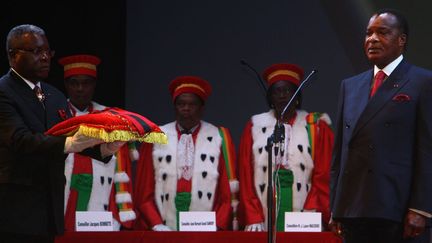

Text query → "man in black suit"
[0,24,122,243]
[330,9,432,243]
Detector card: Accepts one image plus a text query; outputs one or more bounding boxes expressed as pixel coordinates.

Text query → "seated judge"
[59,54,136,231]
[134,76,234,231]
[237,63,334,231]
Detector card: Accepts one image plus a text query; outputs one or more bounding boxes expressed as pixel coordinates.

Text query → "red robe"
[134,122,233,230]
[237,110,334,229]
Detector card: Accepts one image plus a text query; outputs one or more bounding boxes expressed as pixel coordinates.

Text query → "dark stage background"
[2,0,432,146]
[0,2,126,108]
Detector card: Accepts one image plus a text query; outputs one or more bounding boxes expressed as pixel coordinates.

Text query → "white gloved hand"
[100,141,126,158]
[152,224,172,231]
[245,222,265,232]
[64,132,104,153]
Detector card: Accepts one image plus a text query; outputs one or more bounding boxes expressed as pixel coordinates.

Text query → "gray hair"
[6,24,45,54]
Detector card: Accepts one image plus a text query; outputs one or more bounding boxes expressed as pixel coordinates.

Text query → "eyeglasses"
[12,48,55,58]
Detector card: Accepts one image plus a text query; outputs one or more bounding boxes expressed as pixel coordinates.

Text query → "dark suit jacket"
[0,71,105,236]
[330,60,432,223]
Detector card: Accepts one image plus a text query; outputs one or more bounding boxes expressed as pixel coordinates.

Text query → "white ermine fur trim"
[231,199,239,210]
[129,148,139,161]
[87,159,117,211]
[318,113,332,126]
[152,121,222,230]
[113,218,121,231]
[114,172,130,183]
[116,192,132,204]
[251,110,314,230]
[119,210,137,222]
[230,179,239,193]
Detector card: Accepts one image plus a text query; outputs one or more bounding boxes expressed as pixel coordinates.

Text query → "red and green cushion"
[46,107,167,144]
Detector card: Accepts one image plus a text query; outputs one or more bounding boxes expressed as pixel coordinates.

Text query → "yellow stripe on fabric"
[116,150,124,172]
[175,83,205,93]
[310,125,316,159]
[219,127,236,180]
[306,113,320,159]
[64,62,97,71]
[268,70,300,81]
[115,147,132,211]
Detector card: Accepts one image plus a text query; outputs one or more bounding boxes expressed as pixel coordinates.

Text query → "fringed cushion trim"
[77,125,167,144]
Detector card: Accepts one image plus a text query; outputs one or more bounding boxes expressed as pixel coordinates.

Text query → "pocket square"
[392,93,410,102]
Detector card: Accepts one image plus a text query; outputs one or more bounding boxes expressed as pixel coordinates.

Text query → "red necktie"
[369,70,386,98]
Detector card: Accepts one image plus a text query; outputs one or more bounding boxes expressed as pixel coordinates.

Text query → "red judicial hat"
[263,63,304,87]
[58,54,101,79]
[169,76,212,102]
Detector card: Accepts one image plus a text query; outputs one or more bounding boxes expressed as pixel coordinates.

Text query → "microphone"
[272,69,317,143]
[280,69,318,119]
[240,59,267,98]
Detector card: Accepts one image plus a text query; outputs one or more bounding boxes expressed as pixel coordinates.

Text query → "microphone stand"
[266,120,284,243]
[266,70,317,243]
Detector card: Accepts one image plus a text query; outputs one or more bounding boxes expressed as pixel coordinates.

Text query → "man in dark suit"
[0,24,122,243]
[330,9,432,243]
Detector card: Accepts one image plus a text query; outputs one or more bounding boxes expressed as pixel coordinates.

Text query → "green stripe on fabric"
[70,173,93,211]
[175,192,192,230]
[276,169,293,232]
[219,129,232,179]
